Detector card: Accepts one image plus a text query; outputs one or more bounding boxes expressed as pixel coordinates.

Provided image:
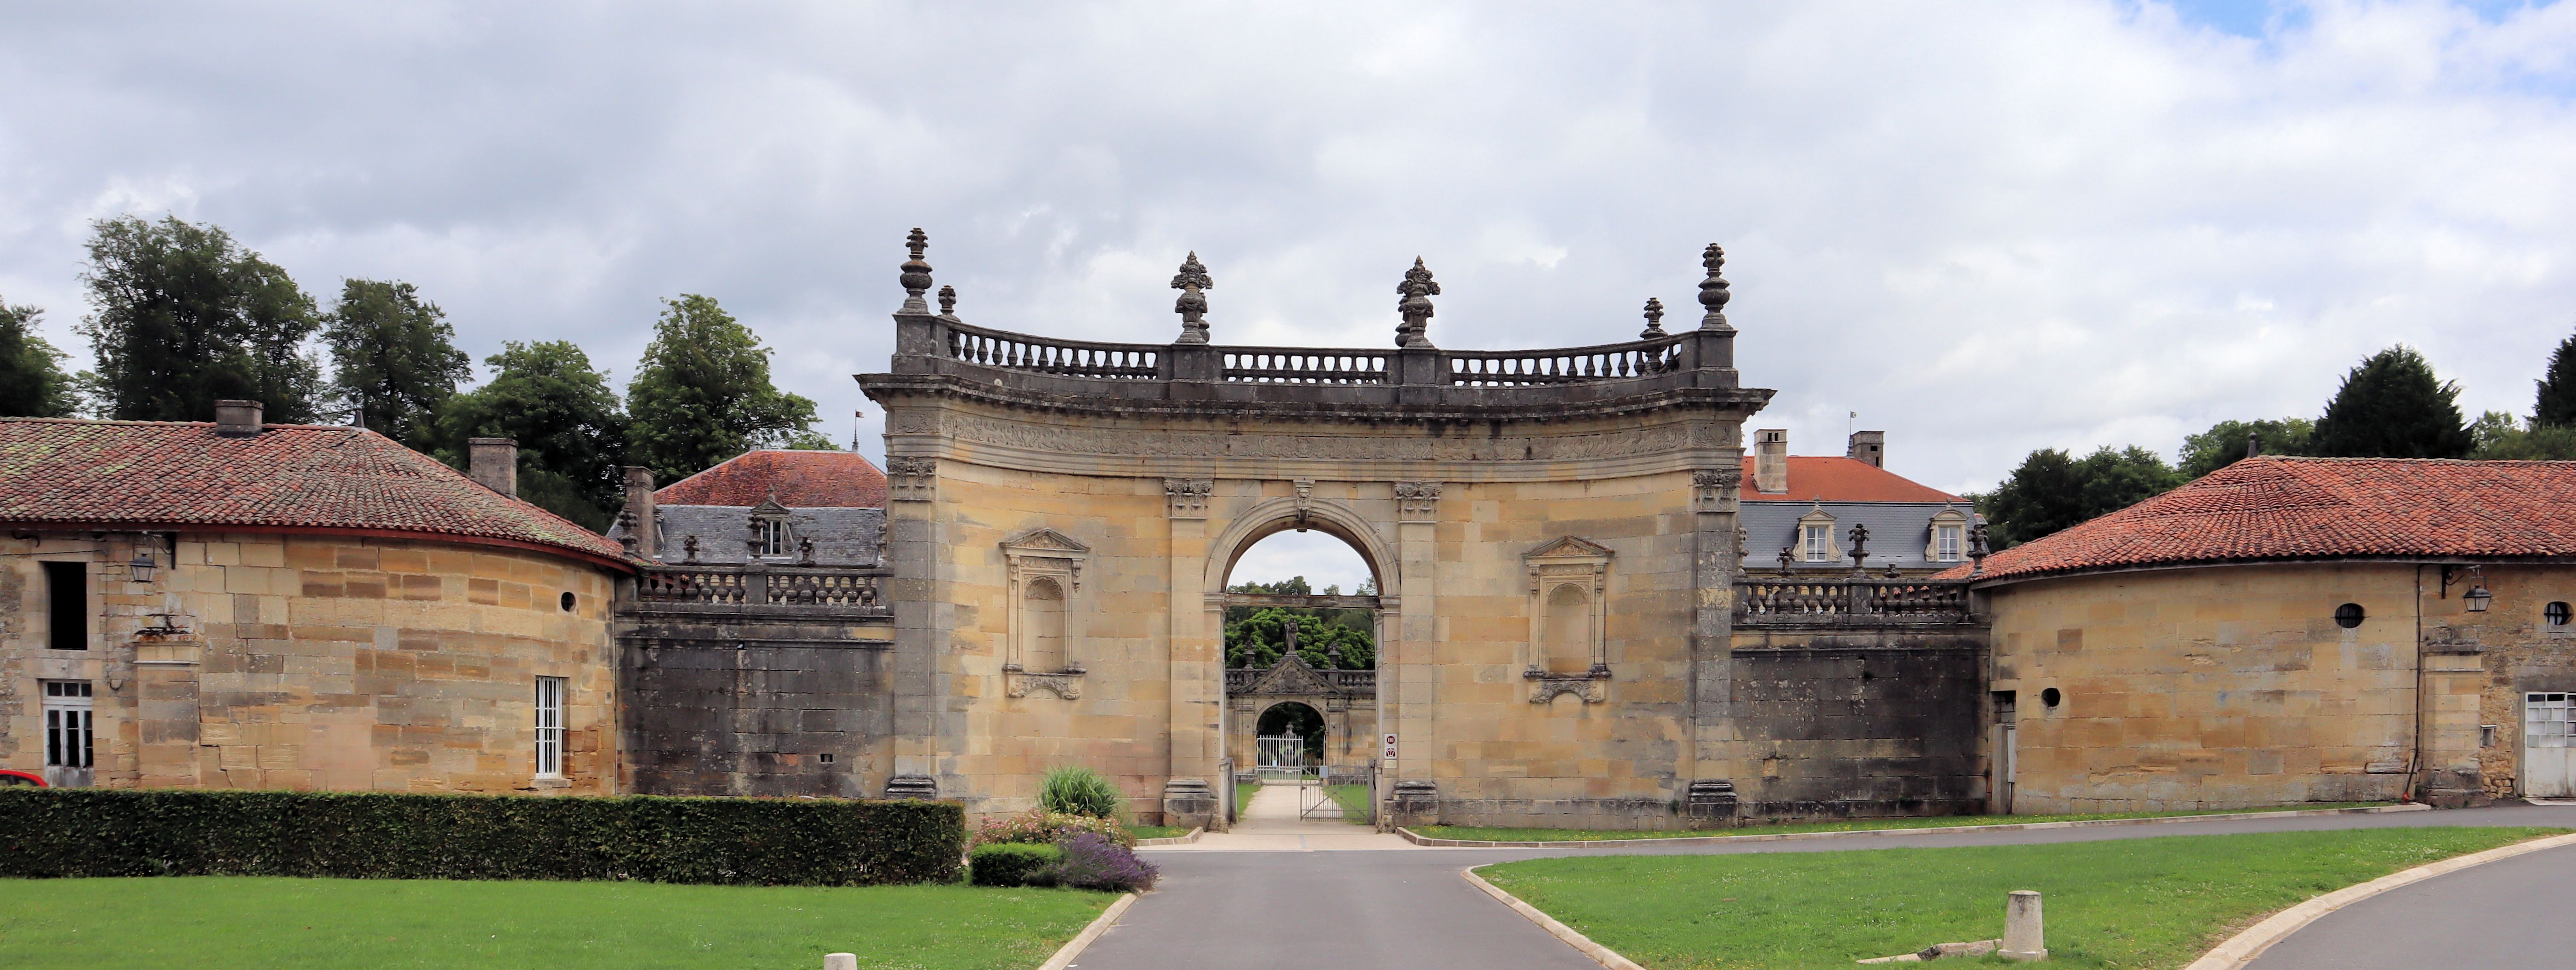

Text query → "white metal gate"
[2528,692,2574,799]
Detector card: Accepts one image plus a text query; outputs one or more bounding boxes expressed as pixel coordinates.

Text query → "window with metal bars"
[44,681,92,768]
[534,677,566,777]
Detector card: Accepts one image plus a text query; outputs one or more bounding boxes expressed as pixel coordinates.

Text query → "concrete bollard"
[825,953,857,970]
[2000,890,2046,961]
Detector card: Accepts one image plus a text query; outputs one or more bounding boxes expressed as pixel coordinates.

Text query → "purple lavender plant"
[1049,830,1158,892]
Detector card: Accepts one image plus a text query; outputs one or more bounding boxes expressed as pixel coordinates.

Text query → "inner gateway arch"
[860,234,1775,830]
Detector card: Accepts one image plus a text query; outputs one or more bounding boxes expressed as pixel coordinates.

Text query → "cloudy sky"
[4,1,2572,589]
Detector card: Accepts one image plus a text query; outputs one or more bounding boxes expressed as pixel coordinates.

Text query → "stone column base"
[885,774,939,800]
[1389,780,1440,828]
[1161,778,1218,830]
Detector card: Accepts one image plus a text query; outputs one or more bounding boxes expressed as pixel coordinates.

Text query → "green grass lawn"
[1480,827,2562,970]
[0,876,1113,970]
[1127,824,1190,839]
[1417,802,2394,843]
[1327,783,1374,824]
[1235,779,1260,816]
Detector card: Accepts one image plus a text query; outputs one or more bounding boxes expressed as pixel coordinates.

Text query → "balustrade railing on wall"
[947,323,1160,380]
[1220,348,1389,384]
[1733,578,1975,624]
[1445,338,1684,386]
[635,565,889,613]
[929,318,1697,388]
[1222,666,1377,696]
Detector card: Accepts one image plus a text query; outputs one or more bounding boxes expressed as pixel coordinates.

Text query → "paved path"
[2247,837,2576,969]
[1075,803,2576,970]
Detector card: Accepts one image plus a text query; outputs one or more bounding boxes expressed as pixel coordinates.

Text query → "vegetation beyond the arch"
[1222,575,1375,670]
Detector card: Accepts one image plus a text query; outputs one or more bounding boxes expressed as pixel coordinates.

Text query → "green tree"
[1976,445,2185,548]
[2537,329,2576,428]
[2309,346,2472,459]
[0,300,77,417]
[2469,411,2576,460]
[436,341,627,531]
[1220,575,1376,670]
[625,295,820,482]
[322,279,471,450]
[75,215,324,423]
[781,428,841,450]
[2179,417,2313,479]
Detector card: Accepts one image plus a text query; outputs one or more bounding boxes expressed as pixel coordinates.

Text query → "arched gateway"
[860,233,1773,830]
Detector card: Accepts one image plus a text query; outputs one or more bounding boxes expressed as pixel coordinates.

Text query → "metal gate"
[2529,692,2574,798]
[1255,735,1306,781]
[1296,764,1376,822]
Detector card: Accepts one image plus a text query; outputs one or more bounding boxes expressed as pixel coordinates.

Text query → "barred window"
[44,681,93,769]
[534,677,566,777]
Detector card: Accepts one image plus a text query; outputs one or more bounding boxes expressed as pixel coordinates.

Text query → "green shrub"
[0,788,962,886]
[967,842,1064,886]
[970,808,1134,849]
[1038,766,1125,819]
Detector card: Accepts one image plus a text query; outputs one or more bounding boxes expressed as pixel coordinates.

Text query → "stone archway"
[861,234,1770,830]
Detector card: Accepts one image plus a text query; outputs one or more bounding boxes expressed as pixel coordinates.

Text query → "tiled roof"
[654,450,889,508]
[1741,456,1962,503]
[1943,456,2576,584]
[0,417,629,566]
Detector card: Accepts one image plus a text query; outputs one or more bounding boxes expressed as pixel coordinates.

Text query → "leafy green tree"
[781,428,841,450]
[322,279,470,450]
[625,295,819,482]
[2469,411,2576,460]
[1976,445,2185,548]
[2536,330,2576,428]
[2309,346,2472,459]
[2179,417,2313,479]
[436,341,627,531]
[1220,575,1376,670]
[75,215,324,423]
[0,300,77,417]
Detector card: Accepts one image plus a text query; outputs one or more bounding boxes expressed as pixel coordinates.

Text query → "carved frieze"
[1165,478,1213,518]
[1526,667,1610,704]
[887,456,937,502]
[1395,481,1443,521]
[1005,668,1084,700]
[1693,468,1740,514]
[935,413,1708,463]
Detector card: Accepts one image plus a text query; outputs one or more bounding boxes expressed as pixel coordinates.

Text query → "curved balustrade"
[1734,578,1974,624]
[1220,348,1388,384]
[634,565,888,613]
[947,323,1160,380]
[1446,338,1684,386]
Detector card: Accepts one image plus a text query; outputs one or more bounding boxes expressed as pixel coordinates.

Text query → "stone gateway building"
[8,233,2574,830]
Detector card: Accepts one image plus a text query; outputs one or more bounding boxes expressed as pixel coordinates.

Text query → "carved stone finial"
[1171,251,1213,344]
[1967,522,1990,576]
[899,228,933,310]
[682,534,701,563]
[1778,544,1796,572]
[937,285,957,319]
[1640,297,1667,339]
[1395,257,1440,348]
[1697,243,1732,332]
[1847,521,1871,574]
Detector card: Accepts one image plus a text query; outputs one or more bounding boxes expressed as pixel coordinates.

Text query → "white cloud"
[1,0,2570,499]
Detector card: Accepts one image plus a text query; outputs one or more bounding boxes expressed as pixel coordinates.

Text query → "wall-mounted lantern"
[128,549,157,584]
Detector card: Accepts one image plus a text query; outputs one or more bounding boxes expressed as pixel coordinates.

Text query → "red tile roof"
[1741,456,1962,503]
[654,450,888,508]
[1945,456,2576,584]
[0,417,630,568]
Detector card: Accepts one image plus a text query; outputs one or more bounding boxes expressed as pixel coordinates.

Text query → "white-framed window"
[533,676,566,777]
[757,519,788,557]
[44,681,93,769]
[1803,524,1831,562]
[1938,525,1963,562]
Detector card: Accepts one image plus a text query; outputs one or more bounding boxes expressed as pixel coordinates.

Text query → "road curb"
[1461,866,1645,970]
[2180,831,2576,970]
[1035,891,1138,970]
[1397,804,2427,849]
[1134,827,1203,847]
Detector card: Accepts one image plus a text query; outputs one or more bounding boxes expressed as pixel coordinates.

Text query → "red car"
[0,770,45,787]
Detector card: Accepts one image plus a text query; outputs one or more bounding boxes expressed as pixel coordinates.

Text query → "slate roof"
[616,505,886,567]
[655,450,888,508]
[1942,456,2576,585]
[1741,455,1962,503]
[0,417,629,566]
[1740,500,1978,573]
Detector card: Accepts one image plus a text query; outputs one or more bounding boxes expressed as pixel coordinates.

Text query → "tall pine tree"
[2309,346,2472,459]
[0,300,77,417]
[76,215,324,423]
[323,279,470,451]
[625,295,819,482]
[2535,329,2576,428]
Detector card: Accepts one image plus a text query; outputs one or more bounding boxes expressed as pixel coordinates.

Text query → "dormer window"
[757,519,788,557]
[1803,524,1831,562]
[745,496,794,559]
[1927,505,1972,564]
[1937,525,1962,562]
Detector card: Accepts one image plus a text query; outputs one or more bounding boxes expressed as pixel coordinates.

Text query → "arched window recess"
[1002,527,1090,699]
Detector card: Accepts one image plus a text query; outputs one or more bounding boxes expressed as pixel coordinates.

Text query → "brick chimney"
[213,400,264,437]
[1753,429,1789,494]
[622,466,658,559]
[468,438,518,499]
[1848,430,1885,468]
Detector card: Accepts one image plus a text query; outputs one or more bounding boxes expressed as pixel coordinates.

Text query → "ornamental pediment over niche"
[1245,652,1339,696]
[1524,536,1613,561]
[1000,527,1091,554]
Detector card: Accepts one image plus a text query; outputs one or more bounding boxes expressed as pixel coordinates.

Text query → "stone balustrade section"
[1733,578,1976,626]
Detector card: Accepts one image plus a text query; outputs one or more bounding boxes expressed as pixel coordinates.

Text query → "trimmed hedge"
[0,788,962,886]
[967,842,1063,886]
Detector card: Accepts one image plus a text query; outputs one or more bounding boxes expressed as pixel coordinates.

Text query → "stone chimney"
[468,438,518,499]
[1753,429,1789,494]
[213,400,264,437]
[622,466,658,559]
[1848,430,1885,468]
